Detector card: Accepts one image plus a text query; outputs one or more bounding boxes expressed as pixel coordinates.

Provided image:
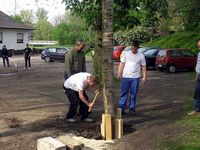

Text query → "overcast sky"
[0,0,66,23]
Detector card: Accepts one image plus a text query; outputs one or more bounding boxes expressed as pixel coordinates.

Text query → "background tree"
[35,8,48,21]
[12,10,34,25]
[34,19,53,40]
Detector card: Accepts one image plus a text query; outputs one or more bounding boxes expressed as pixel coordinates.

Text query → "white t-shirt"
[64,72,91,91]
[120,50,146,78]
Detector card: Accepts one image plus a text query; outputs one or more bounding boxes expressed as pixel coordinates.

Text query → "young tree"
[102,0,114,115]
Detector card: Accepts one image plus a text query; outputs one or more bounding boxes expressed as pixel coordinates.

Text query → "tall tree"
[34,19,53,40]
[173,0,200,31]
[11,10,34,25]
[35,8,48,21]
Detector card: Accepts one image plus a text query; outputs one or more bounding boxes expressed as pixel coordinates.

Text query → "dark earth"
[0,55,195,150]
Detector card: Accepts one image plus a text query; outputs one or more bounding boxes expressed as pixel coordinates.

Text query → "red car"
[156,48,197,73]
[113,46,126,60]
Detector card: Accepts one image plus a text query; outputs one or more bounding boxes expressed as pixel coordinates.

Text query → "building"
[0,11,34,51]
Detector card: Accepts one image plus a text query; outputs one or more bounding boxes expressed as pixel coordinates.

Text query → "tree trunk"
[93,30,102,76]
[102,0,114,116]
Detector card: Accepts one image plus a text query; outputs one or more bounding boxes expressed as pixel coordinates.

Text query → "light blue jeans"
[119,77,140,112]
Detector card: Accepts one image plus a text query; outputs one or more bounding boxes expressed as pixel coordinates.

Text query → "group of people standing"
[63,39,200,123]
[1,44,32,69]
[63,39,147,123]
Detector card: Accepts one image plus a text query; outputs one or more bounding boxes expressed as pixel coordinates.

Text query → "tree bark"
[102,0,114,116]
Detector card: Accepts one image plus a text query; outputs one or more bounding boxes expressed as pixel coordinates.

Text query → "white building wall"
[0,29,32,50]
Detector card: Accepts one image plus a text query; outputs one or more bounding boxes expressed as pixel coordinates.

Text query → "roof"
[0,11,34,30]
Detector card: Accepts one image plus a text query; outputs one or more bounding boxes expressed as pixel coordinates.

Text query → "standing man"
[63,72,98,123]
[64,39,86,80]
[188,39,200,115]
[1,45,10,67]
[23,44,32,69]
[117,40,147,115]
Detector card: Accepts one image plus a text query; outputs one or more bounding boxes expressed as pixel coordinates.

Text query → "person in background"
[64,39,86,80]
[63,72,98,123]
[23,43,32,69]
[188,39,200,116]
[1,45,9,67]
[117,39,147,115]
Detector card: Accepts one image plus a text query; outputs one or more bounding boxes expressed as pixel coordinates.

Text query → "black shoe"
[129,109,136,115]
[122,111,126,115]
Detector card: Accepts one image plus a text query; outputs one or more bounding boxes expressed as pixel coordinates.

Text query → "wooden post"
[115,119,123,139]
[101,114,106,140]
[105,114,112,140]
[116,108,122,119]
[115,108,123,139]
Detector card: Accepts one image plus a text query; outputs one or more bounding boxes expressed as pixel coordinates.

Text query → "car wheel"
[167,65,176,73]
[45,56,50,62]
[157,66,164,72]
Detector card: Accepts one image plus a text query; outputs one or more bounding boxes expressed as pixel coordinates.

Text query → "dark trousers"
[64,87,89,120]
[194,74,200,112]
[25,57,31,68]
[2,56,9,67]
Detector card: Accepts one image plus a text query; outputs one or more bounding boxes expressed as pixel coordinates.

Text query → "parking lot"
[0,54,195,150]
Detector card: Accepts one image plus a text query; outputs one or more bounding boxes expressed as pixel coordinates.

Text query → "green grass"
[144,32,200,53]
[158,75,200,150]
[32,45,73,50]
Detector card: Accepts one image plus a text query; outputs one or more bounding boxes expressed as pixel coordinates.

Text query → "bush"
[114,26,151,45]
[144,32,200,53]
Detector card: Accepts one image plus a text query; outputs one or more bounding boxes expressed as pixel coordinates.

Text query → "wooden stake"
[116,108,122,119]
[115,119,123,139]
[101,114,106,140]
[105,114,112,140]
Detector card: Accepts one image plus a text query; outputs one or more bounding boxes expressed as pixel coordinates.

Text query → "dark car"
[41,47,69,62]
[113,46,126,60]
[138,47,160,54]
[144,48,161,70]
[156,48,197,73]
[123,46,159,54]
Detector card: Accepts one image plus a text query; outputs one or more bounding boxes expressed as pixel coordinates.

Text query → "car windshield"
[157,49,166,57]
[113,47,119,51]
[57,48,67,53]
[48,48,56,53]
[124,46,132,51]
[144,49,158,55]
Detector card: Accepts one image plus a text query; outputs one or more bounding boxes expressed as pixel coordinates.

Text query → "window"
[157,49,166,57]
[0,33,3,43]
[17,33,24,43]
[48,48,56,53]
[170,50,183,57]
[183,50,195,57]
[57,48,67,53]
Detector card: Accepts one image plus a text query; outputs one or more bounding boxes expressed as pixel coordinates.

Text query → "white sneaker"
[67,118,77,123]
[82,117,94,123]
[28,67,31,70]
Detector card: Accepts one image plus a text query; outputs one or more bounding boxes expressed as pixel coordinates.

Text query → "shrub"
[114,26,151,45]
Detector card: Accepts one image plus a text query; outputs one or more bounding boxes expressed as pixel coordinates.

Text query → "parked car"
[41,47,69,62]
[113,46,126,60]
[138,47,160,54]
[144,48,161,70]
[156,48,197,73]
[123,46,159,54]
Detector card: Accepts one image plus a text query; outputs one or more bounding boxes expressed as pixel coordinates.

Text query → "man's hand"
[117,72,122,80]
[141,77,146,84]
[88,102,94,108]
